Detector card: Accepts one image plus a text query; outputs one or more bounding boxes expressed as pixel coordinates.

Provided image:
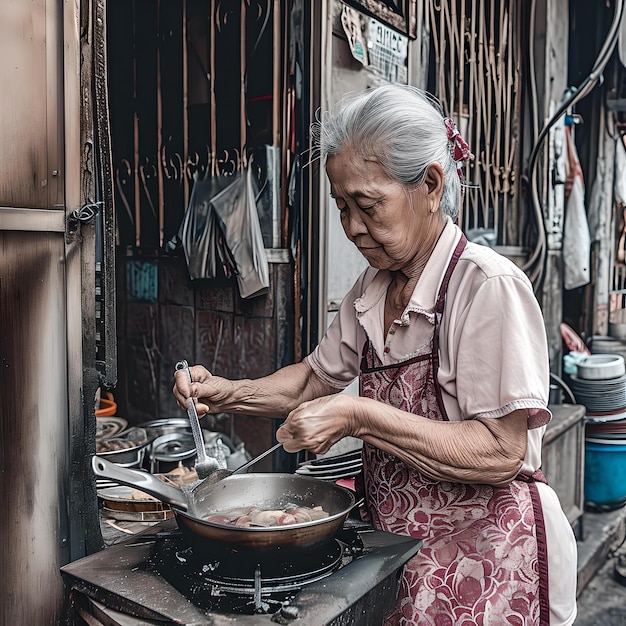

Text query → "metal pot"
[95,444,147,468]
[91,456,358,553]
[95,427,151,468]
[147,431,237,474]
[147,432,197,473]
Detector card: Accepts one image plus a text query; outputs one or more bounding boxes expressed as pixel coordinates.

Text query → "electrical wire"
[523,0,626,292]
[549,372,577,405]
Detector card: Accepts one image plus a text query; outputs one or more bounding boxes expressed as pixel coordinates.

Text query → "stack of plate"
[590,336,626,362]
[581,363,626,508]
[568,374,626,414]
[567,354,626,417]
[587,419,626,436]
[296,449,362,482]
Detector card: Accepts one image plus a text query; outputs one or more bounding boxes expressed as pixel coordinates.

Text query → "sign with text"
[367,18,408,84]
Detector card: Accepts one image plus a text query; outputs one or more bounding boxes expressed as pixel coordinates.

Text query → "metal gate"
[426,0,525,246]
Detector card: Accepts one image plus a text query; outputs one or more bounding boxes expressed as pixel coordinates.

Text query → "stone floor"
[575,557,626,625]
[575,506,626,625]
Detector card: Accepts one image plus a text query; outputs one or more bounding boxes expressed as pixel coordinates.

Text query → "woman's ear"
[424,163,445,211]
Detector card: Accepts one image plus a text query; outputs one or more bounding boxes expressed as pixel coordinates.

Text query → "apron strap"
[435,234,467,315]
[516,466,551,625]
[515,468,548,485]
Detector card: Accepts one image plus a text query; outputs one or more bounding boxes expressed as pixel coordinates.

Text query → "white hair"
[311,84,462,220]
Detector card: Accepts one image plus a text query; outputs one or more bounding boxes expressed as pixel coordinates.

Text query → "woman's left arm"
[277,393,527,486]
[276,264,544,486]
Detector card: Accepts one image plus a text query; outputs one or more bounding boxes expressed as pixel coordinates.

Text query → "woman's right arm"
[173,360,339,419]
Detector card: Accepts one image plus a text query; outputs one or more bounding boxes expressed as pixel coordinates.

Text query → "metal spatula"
[174,360,219,479]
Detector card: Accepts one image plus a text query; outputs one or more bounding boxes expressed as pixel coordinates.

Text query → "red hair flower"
[444,117,472,163]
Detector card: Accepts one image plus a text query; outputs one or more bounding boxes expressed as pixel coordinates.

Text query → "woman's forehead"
[328,176,397,200]
[327,153,395,195]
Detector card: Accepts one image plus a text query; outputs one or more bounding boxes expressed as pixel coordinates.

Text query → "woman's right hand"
[172,364,234,416]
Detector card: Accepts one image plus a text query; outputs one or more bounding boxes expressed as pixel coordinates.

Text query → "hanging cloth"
[179,171,238,282]
[614,136,626,207]
[563,125,591,290]
[615,138,626,265]
[209,155,270,299]
[178,156,270,299]
[587,108,616,326]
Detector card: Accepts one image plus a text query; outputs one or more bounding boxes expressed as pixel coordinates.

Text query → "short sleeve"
[452,273,551,429]
[305,273,370,389]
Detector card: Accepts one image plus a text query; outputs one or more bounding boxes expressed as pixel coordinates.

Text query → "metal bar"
[428,0,440,98]
[93,0,118,387]
[275,0,285,248]
[477,0,488,222]
[485,0,494,233]
[428,1,440,103]
[273,0,281,148]
[502,2,511,241]
[485,0,494,230]
[283,1,291,247]
[210,0,216,175]
[467,0,478,226]
[156,0,164,248]
[182,0,189,206]
[502,3,512,224]
[132,1,141,247]
[459,0,466,122]
[240,0,246,165]
[444,0,455,114]
[438,0,446,107]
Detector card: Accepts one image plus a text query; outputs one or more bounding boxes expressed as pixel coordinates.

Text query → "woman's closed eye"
[357,201,380,212]
[331,195,379,213]
[332,196,347,211]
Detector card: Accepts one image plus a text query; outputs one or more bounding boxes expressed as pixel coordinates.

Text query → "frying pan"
[91,456,359,553]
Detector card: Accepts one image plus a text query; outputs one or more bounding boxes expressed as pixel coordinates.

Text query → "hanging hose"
[549,372,577,405]
[523,0,626,292]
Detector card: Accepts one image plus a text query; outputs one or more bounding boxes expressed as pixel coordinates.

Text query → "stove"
[61,517,422,625]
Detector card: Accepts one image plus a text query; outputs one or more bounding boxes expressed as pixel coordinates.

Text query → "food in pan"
[204,504,329,527]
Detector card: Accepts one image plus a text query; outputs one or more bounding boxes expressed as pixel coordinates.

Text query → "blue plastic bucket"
[584,438,626,508]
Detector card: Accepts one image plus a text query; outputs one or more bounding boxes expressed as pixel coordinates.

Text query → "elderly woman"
[174,84,577,625]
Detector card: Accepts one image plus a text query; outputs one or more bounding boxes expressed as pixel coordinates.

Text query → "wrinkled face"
[326,147,439,272]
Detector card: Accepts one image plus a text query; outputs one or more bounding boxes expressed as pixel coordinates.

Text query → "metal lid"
[150,433,196,461]
[139,418,192,439]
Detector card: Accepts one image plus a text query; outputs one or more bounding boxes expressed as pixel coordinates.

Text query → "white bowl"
[609,322,626,340]
[577,354,626,380]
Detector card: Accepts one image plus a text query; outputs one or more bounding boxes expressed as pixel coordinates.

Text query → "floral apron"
[358,235,550,626]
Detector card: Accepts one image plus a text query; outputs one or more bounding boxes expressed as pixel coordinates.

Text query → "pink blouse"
[306,218,551,474]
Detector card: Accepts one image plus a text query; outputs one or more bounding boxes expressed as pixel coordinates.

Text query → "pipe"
[523,0,626,291]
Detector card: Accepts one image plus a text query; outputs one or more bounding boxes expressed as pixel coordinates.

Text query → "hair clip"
[443,117,472,163]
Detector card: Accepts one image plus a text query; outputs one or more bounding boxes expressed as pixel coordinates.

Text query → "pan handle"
[91,456,188,510]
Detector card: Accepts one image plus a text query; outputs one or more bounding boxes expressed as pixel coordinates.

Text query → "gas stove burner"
[147,529,364,615]
[164,541,342,589]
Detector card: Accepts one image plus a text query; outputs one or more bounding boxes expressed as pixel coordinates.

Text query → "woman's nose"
[342,207,367,238]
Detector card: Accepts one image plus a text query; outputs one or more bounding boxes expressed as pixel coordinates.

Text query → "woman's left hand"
[276,393,357,454]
